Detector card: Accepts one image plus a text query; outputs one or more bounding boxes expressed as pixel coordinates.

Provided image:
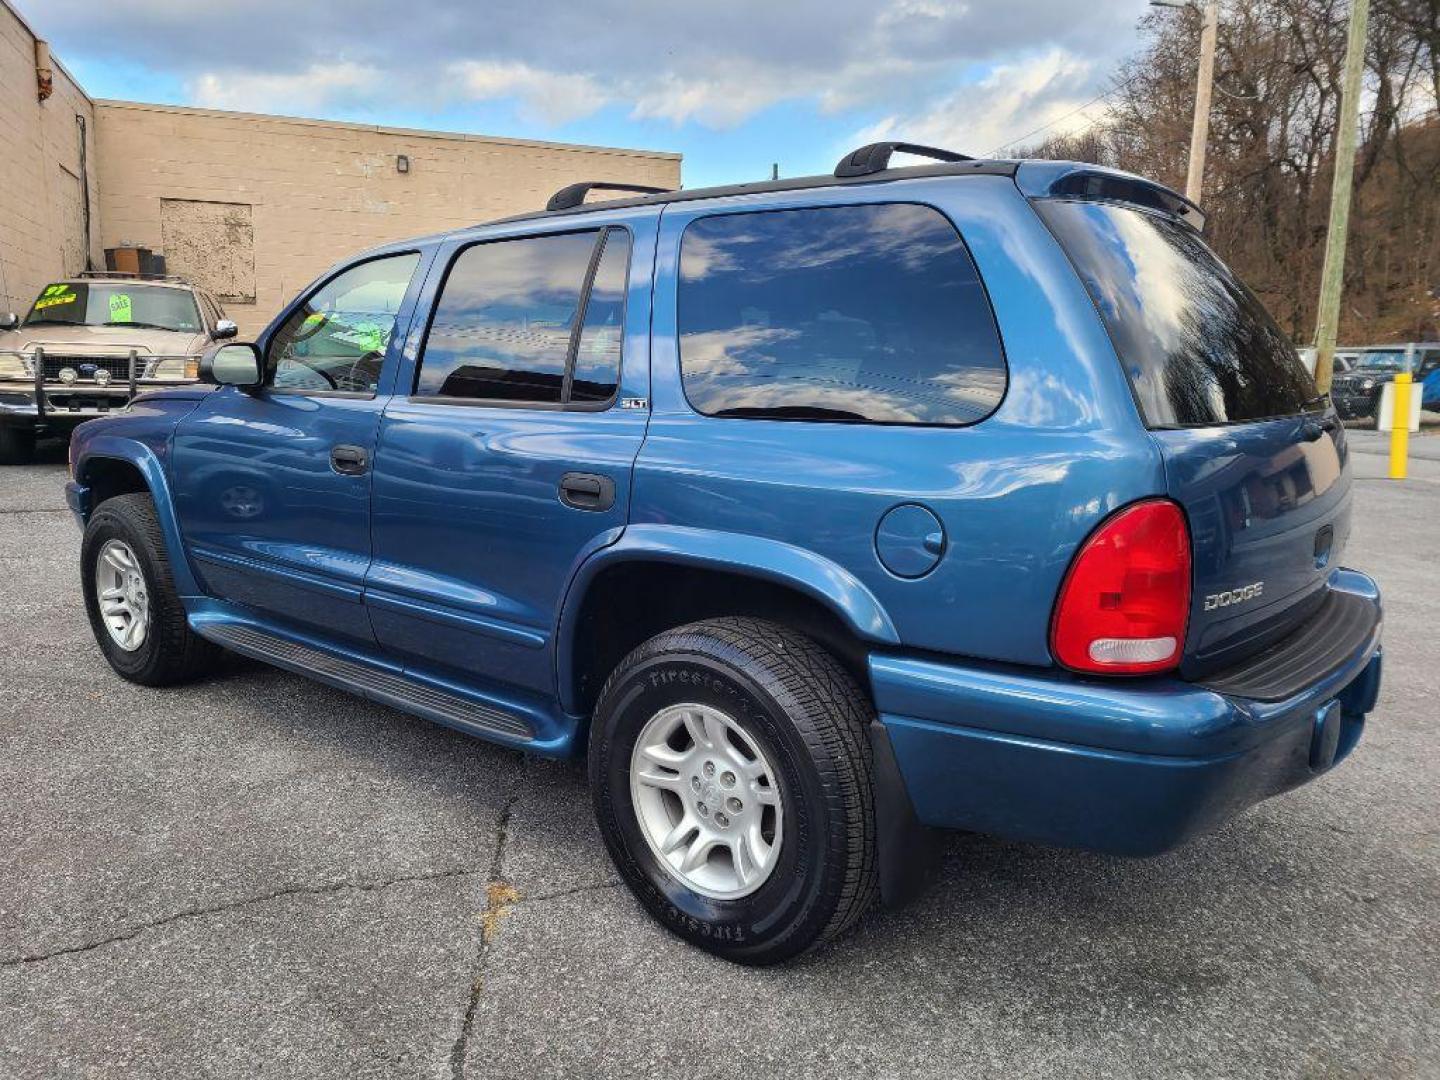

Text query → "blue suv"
[66,143,1383,964]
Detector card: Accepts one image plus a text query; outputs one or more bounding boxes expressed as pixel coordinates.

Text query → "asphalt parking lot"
[2,433,1437,1079]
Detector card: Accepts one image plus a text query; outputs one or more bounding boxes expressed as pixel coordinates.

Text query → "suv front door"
[171,250,429,644]
[366,211,656,699]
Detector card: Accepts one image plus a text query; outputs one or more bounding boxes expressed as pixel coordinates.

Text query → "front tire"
[81,493,219,686]
[589,617,878,964]
[0,424,36,465]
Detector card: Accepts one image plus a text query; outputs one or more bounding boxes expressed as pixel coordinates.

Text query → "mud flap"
[868,718,942,908]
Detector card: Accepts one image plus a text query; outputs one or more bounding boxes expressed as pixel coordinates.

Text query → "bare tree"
[1016,0,1439,343]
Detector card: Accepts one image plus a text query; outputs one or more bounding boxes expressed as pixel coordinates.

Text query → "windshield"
[1036,199,1319,426]
[24,283,202,333]
[1354,351,1407,372]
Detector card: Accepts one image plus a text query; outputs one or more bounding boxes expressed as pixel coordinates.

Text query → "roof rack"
[492,158,1018,227]
[76,270,192,285]
[546,181,674,212]
[834,142,972,178]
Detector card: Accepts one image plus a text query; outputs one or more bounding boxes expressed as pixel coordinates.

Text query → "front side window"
[677,203,1007,425]
[268,252,421,394]
[25,283,202,333]
[1036,198,1318,426]
[416,227,629,405]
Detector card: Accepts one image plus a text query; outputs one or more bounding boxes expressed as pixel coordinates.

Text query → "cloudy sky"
[22,0,1153,188]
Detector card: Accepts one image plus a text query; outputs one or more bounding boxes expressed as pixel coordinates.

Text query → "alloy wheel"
[629,702,784,900]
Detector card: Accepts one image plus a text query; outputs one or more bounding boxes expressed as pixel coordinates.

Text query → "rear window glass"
[1037,199,1318,427]
[677,203,1007,425]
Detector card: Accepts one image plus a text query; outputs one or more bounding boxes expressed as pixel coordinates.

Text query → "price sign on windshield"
[108,293,134,323]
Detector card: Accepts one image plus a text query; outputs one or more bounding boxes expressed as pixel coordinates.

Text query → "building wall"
[94,101,681,335]
[0,0,103,318]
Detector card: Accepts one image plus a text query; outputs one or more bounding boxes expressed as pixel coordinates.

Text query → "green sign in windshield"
[108,293,133,323]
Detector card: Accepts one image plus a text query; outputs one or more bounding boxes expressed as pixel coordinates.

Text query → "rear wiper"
[1301,392,1330,411]
[19,319,74,327]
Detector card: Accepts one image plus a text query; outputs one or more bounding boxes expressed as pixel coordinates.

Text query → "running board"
[199,622,534,742]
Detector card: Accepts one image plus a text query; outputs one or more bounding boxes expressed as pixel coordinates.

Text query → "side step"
[199,622,533,742]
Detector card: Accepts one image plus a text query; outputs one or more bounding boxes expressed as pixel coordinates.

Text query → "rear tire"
[0,424,35,465]
[81,492,220,686]
[589,616,878,965]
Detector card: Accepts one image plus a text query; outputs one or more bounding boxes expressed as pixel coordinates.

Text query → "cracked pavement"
[2,437,1438,1079]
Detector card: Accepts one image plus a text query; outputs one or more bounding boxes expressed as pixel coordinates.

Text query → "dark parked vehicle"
[65,144,1383,964]
[1331,344,1440,422]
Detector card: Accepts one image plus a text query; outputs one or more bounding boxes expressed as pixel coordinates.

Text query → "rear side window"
[570,231,630,404]
[1036,199,1318,427]
[677,203,1007,425]
[416,227,629,405]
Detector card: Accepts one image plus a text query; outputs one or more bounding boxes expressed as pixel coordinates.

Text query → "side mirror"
[0,313,18,331]
[200,342,262,388]
[212,319,239,341]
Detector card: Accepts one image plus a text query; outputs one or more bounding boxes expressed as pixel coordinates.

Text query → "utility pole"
[1185,2,1219,204]
[1312,0,1371,395]
[1151,1,1219,204]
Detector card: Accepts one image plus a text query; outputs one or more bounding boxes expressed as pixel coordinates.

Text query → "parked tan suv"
[0,273,236,463]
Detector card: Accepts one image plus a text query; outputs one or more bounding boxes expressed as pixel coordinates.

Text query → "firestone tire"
[81,492,220,686]
[589,616,879,965]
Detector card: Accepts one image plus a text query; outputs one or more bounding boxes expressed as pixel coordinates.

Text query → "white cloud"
[448,61,609,126]
[190,62,383,115]
[52,0,1146,145]
[629,70,802,129]
[850,47,1109,158]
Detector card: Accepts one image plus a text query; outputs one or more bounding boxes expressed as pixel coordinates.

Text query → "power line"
[987,73,1141,157]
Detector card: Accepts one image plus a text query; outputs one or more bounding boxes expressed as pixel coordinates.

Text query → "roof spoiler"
[1016,162,1206,231]
[546,181,673,212]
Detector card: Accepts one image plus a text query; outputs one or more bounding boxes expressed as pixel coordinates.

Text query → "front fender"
[73,433,199,596]
[554,523,900,715]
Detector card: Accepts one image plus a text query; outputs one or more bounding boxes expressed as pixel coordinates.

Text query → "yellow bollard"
[1389,372,1411,480]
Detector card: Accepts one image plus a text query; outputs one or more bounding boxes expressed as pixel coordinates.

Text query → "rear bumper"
[874,570,1382,856]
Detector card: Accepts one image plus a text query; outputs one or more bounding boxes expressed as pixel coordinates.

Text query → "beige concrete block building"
[0,2,104,317]
[0,0,680,336]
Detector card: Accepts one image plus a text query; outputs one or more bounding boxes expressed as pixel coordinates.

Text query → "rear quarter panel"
[634,175,1164,666]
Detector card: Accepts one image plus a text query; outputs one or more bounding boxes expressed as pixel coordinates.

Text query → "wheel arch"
[75,437,199,595]
[556,524,899,718]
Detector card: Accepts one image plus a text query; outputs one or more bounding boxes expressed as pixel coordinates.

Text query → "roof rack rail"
[546,181,674,212]
[834,141,973,178]
[76,270,191,284]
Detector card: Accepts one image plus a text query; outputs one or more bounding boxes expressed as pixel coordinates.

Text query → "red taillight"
[1050,499,1191,675]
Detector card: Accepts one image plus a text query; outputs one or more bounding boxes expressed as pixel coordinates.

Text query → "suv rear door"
[365,209,657,697]
[1035,195,1350,675]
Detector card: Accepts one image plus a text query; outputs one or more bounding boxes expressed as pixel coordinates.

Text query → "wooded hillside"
[1024,0,1439,345]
